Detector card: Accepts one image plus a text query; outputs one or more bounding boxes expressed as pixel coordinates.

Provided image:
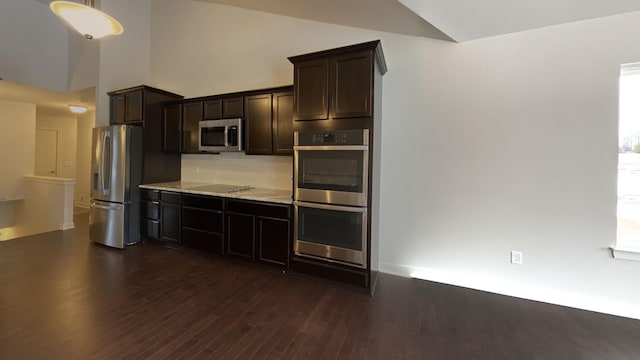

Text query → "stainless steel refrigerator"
[89,125,143,249]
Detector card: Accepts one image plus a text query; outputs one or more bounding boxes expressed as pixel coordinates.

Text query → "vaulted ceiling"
[16,0,640,111]
[197,0,640,42]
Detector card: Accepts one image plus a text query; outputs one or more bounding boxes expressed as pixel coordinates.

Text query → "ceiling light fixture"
[50,0,123,40]
[69,105,88,113]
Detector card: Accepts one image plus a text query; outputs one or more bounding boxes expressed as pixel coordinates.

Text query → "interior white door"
[35,129,58,177]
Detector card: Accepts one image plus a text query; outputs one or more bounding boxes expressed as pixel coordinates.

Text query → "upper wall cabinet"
[182,101,203,154]
[288,40,387,123]
[272,91,294,155]
[109,89,143,124]
[107,85,183,184]
[244,87,293,156]
[162,101,182,153]
[204,96,244,120]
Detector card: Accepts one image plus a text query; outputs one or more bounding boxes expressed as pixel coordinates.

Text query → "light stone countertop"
[139,181,293,205]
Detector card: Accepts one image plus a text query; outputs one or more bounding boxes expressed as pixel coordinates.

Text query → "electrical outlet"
[80,194,85,201]
[511,251,523,265]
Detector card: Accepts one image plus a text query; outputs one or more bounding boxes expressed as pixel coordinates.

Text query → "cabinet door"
[161,203,181,244]
[163,102,182,153]
[256,216,290,267]
[244,93,273,155]
[226,212,255,260]
[182,228,224,254]
[125,90,144,123]
[142,218,160,240]
[331,51,373,118]
[204,99,222,120]
[110,94,125,124]
[182,101,203,153]
[272,91,293,155]
[222,97,244,118]
[293,58,329,121]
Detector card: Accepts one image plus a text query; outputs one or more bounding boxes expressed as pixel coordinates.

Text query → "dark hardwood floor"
[1,214,639,359]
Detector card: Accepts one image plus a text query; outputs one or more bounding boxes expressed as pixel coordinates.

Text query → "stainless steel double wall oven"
[293,129,369,268]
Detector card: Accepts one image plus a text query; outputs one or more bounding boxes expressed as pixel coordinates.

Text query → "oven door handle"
[294,201,367,213]
[293,145,369,151]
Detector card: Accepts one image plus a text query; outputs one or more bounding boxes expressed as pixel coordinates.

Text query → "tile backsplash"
[181,153,293,190]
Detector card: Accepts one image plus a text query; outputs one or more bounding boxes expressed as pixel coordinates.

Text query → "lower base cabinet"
[181,194,225,255]
[226,199,291,268]
[141,189,291,269]
[256,217,290,267]
[182,228,224,254]
[226,213,255,259]
[140,189,181,244]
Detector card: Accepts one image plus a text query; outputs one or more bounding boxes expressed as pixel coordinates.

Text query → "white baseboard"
[379,262,640,320]
[59,222,75,230]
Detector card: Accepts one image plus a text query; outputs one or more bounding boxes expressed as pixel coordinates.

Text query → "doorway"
[35,129,58,177]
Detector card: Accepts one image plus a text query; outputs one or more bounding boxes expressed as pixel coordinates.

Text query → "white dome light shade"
[50,1,123,40]
[69,105,88,113]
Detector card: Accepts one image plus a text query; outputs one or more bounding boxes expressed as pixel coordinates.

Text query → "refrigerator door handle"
[91,201,122,211]
[102,133,111,195]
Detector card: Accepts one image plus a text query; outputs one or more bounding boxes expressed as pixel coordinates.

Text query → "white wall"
[96,0,153,126]
[182,154,292,190]
[0,0,68,92]
[35,110,78,180]
[75,110,95,208]
[0,99,36,201]
[148,1,640,319]
[0,176,75,241]
[0,99,36,239]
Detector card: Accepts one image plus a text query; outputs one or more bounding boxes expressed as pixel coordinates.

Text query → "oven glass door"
[200,125,226,147]
[294,146,368,206]
[294,201,367,268]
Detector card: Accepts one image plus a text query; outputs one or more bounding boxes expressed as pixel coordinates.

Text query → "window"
[615,63,640,259]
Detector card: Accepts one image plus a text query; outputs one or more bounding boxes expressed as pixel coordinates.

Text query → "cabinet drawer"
[161,191,181,205]
[141,201,160,220]
[141,189,160,201]
[142,219,160,240]
[182,194,224,210]
[227,200,291,220]
[182,228,224,254]
[182,207,224,233]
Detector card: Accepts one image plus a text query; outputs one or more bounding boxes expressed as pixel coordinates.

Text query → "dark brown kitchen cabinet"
[140,189,181,245]
[226,199,291,268]
[244,88,293,155]
[110,94,125,124]
[108,85,183,184]
[181,194,225,254]
[226,212,255,259]
[288,40,386,123]
[272,91,294,155]
[182,101,203,153]
[204,96,244,119]
[331,51,372,118]
[140,189,160,240]
[292,58,329,121]
[256,216,290,267]
[162,101,182,153]
[109,89,143,124]
[244,93,273,155]
[160,191,181,244]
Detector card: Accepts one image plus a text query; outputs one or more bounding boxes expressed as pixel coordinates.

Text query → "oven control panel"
[297,129,368,146]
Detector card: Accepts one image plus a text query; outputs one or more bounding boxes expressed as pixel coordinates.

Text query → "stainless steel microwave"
[198,118,243,152]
